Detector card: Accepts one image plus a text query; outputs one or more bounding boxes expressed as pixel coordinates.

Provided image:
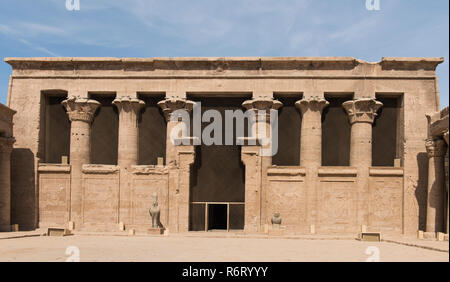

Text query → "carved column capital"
[426,138,447,158]
[62,96,100,123]
[243,97,283,112]
[113,96,145,114]
[0,136,15,154]
[342,98,383,124]
[242,97,283,122]
[295,96,329,115]
[157,97,195,121]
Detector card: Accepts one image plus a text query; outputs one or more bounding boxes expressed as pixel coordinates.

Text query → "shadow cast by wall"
[416,152,428,231]
[11,148,36,231]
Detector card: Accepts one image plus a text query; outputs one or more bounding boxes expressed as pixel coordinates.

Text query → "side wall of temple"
[4,57,445,235]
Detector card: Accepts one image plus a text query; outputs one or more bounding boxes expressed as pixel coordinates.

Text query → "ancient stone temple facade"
[0,103,16,232]
[3,57,445,236]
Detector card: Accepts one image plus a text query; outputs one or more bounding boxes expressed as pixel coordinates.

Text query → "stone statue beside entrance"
[149,193,161,228]
[271,212,282,228]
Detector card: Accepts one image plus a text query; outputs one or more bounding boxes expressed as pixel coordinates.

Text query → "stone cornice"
[381,57,444,71]
[5,57,444,73]
[4,57,359,71]
[343,98,383,124]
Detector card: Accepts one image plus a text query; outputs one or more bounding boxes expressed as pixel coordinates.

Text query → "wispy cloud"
[0,0,448,106]
[0,23,61,57]
[18,38,60,57]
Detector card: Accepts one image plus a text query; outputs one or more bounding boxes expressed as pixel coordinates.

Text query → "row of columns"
[59,94,384,230]
[243,96,383,231]
[61,95,384,171]
[241,96,382,170]
[61,96,195,229]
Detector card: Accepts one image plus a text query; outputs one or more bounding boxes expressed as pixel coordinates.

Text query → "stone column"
[444,131,449,234]
[0,137,15,232]
[425,138,447,233]
[62,96,100,229]
[113,97,145,225]
[158,97,195,233]
[158,98,195,166]
[242,97,282,231]
[343,98,382,230]
[295,97,329,230]
[296,97,329,168]
[343,98,383,167]
[113,97,145,168]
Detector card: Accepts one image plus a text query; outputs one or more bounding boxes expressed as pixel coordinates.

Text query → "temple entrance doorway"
[188,96,249,232]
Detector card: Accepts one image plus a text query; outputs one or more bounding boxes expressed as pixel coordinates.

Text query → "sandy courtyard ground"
[0,235,448,262]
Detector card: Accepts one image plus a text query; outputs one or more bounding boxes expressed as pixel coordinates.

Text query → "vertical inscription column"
[158,98,195,233]
[175,146,196,233]
[113,97,145,225]
[0,137,15,232]
[62,96,100,229]
[343,98,382,229]
[241,146,261,233]
[242,97,282,232]
[295,97,329,230]
[425,138,447,233]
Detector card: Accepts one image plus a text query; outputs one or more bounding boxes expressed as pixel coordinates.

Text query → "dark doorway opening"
[188,95,249,232]
[137,93,166,165]
[322,94,353,166]
[41,91,70,164]
[89,93,118,165]
[208,204,227,230]
[272,93,302,166]
[373,95,403,166]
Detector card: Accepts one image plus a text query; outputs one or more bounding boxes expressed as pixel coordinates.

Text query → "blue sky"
[0,0,448,107]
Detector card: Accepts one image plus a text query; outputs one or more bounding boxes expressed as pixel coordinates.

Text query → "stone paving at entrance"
[0,233,448,262]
